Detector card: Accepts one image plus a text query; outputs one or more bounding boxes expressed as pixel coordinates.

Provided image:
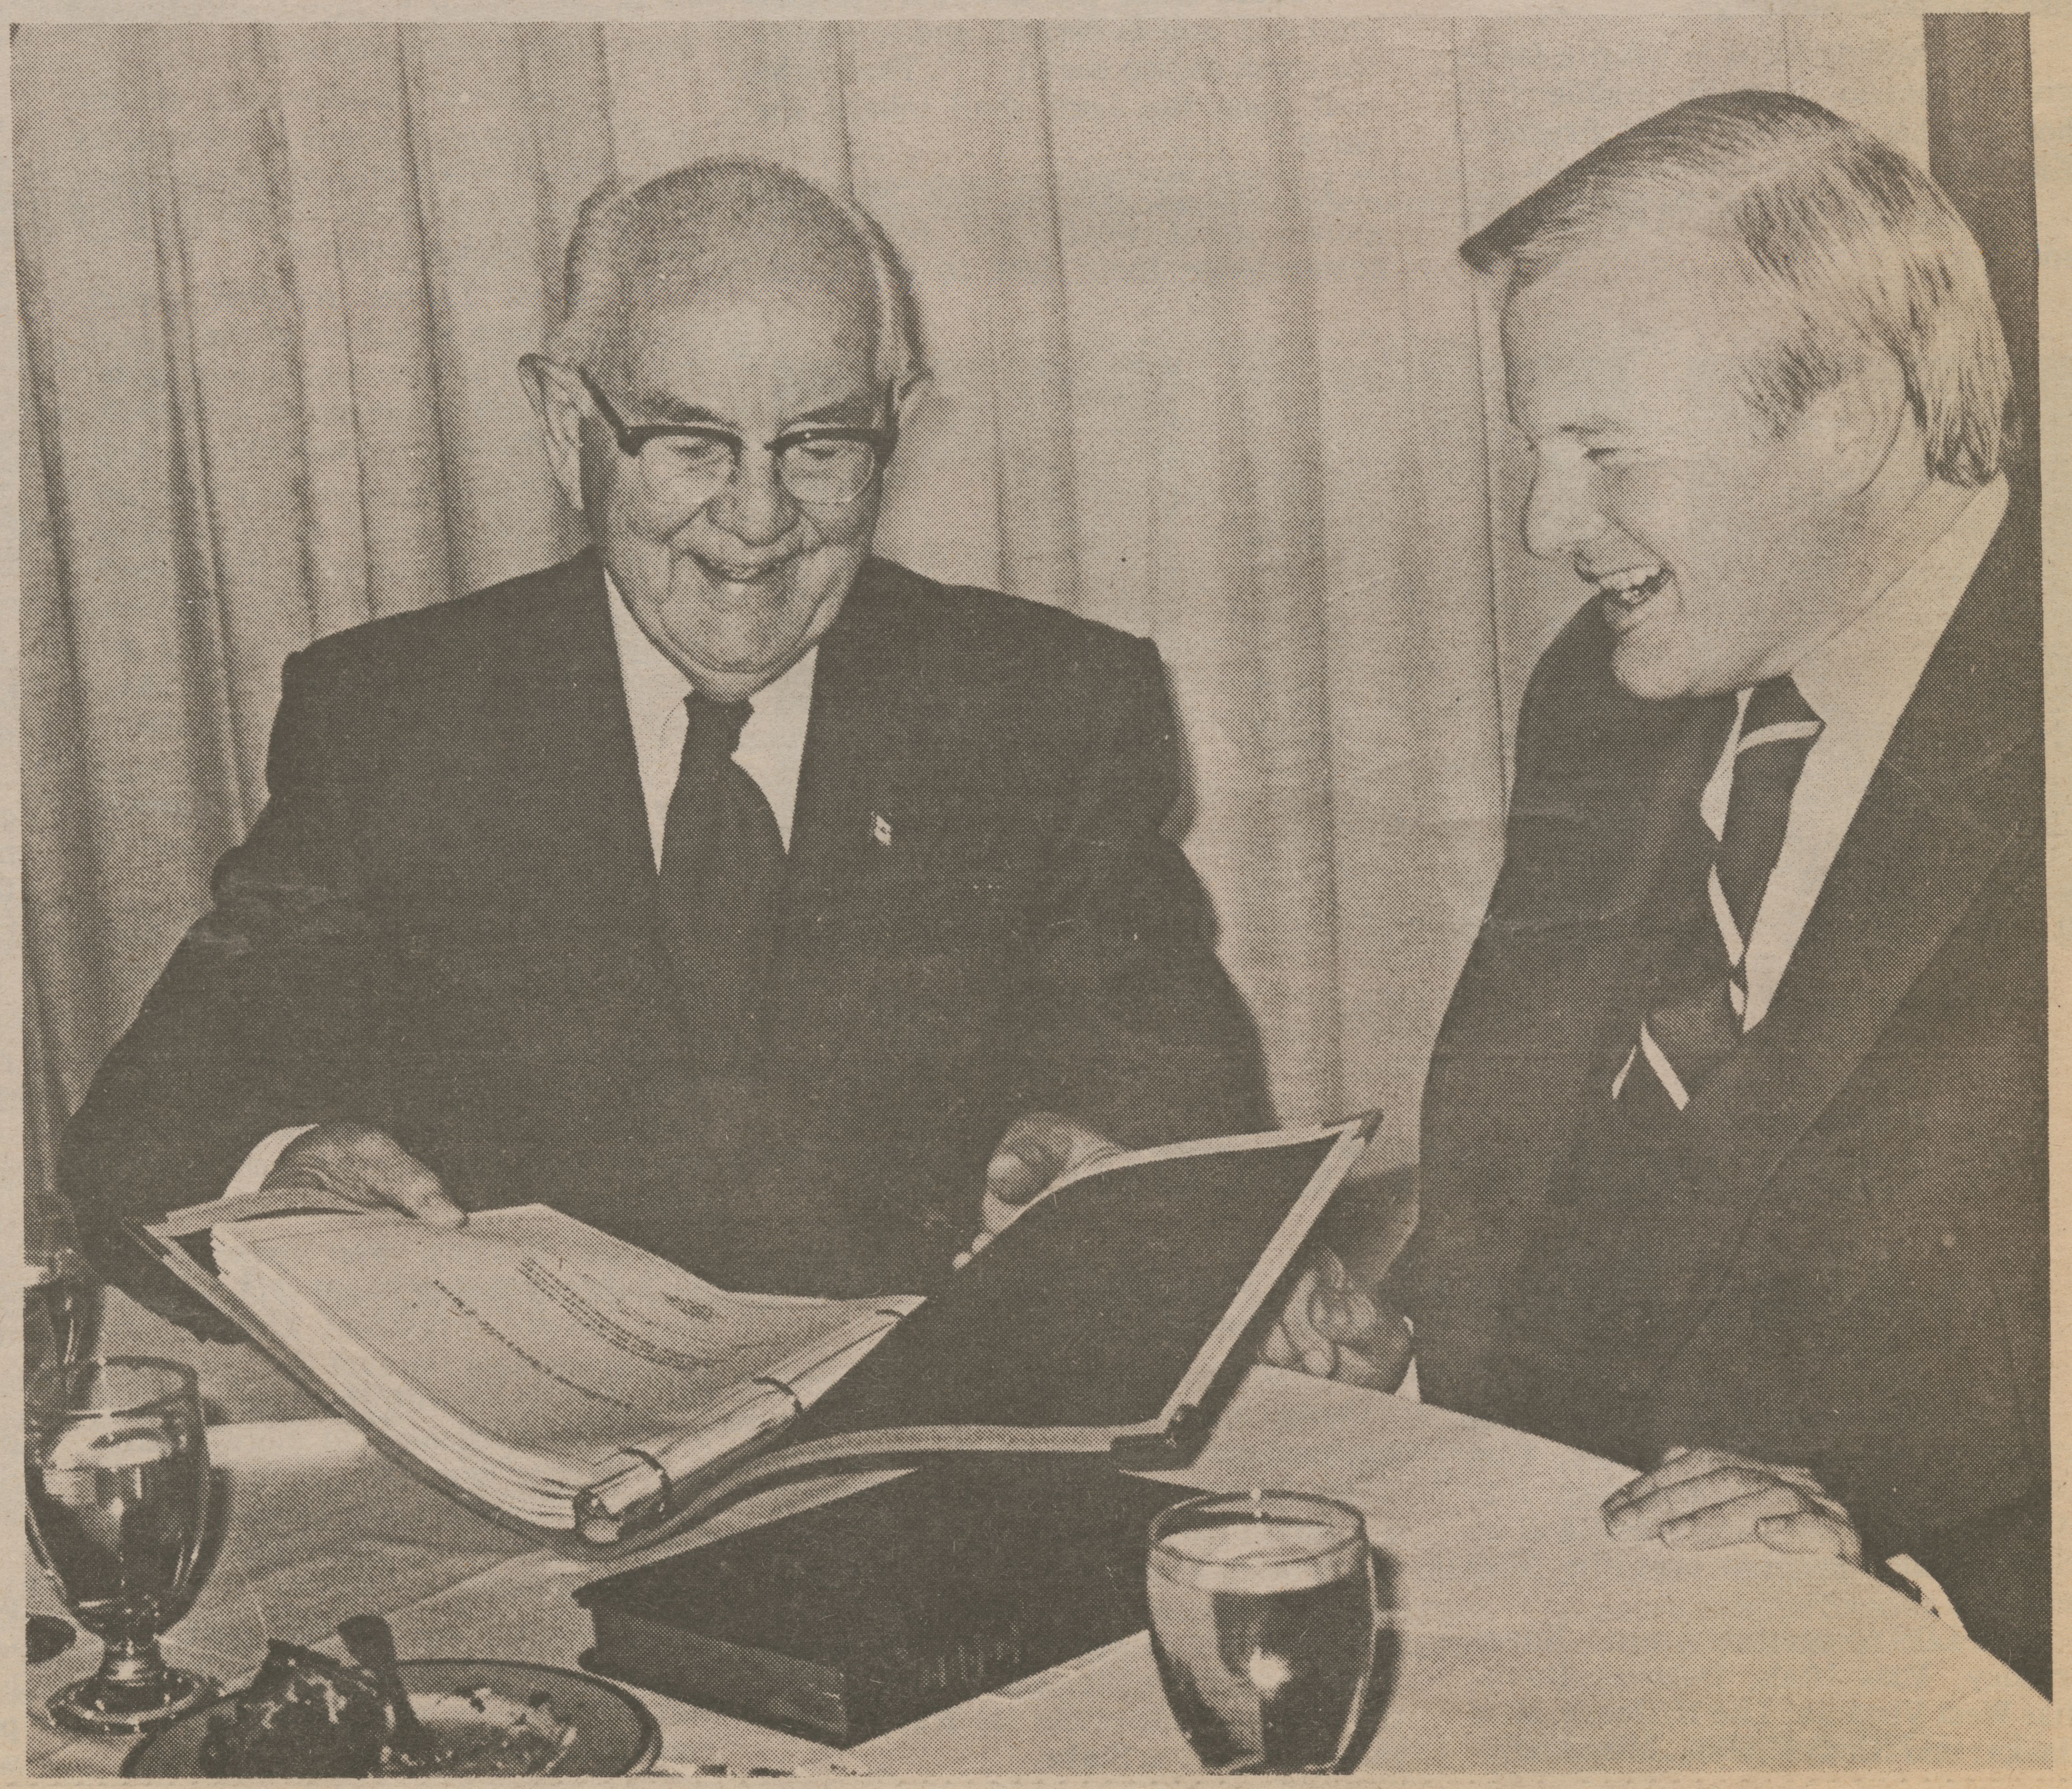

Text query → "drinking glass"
[26,1358,217,1731]
[25,1190,96,1379]
[1147,1490,1378,1774]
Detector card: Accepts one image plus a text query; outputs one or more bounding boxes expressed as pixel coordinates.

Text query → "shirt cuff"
[224,1126,318,1199]
[1393,1317,1421,1401]
[1879,1553,1969,1635]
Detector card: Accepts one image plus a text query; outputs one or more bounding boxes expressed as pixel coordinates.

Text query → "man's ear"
[1822,355,1910,498]
[520,354,588,514]
[889,366,931,432]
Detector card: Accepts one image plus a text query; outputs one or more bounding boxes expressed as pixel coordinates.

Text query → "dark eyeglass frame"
[575,367,899,504]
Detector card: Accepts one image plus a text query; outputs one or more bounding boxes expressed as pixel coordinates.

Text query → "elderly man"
[1293,92,2045,1689]
[63,159,1268,1320]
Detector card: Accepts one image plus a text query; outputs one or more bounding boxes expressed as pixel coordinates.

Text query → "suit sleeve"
[1008,637,1272,1146]
[1384,605,1601,1325]
[59,644,401,1332]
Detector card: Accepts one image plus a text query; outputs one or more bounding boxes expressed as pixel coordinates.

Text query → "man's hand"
[1602,1445,1864,1564]
[1260,1248,1413,1392]
[956,1112,1122,1267]
[261,1123,467,1229]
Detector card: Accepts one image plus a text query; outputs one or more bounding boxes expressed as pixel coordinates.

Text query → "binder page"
[207,1205,911,1475]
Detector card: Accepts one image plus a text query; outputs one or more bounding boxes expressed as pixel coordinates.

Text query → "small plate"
[123,1657,662,1777]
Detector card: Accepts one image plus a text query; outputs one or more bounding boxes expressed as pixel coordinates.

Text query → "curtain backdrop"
[19,17,1933,1209]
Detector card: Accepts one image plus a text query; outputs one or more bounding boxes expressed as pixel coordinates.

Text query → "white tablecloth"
[28,1367,2050,1776]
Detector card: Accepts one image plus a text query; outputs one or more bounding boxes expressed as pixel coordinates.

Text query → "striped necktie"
[1613,675,1823,1115]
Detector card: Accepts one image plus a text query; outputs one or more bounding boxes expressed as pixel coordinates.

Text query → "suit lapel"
[787,558,933,913]
[492,551,658,926]
[1509,695,1733,1181]
[483,556,939,1069]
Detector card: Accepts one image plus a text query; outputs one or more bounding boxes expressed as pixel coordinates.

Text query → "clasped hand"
[1601,1445,1864,1564]
[1259,1249,1414,1391]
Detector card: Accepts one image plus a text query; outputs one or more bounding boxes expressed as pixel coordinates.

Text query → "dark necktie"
[1614,674,1823,1116]
[658,692,787,1074]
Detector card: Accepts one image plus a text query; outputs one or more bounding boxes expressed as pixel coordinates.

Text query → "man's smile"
[688,548,794,588]
[1583,560,1673,629]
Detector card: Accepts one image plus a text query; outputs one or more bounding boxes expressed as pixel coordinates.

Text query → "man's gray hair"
[1462,90,2011,486]
[549,158,924,390]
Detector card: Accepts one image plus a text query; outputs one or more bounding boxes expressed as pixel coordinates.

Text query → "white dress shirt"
[1700,476,2007,1030]
[225,572,824,1194]
[605,571,819,862]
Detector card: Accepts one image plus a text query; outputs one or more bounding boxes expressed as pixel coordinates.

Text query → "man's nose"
[1522,457,1603,561]
[705,450,796,547]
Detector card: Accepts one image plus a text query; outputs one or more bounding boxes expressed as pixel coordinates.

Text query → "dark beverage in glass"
[26,1260,95,1377]
[26,1358,217,1730]
[1147,1491,1377,1773]
[25,1190,98,1376]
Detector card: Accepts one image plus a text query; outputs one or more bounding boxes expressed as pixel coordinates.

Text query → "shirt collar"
[602,569,819,737]
[1789,475,2008,735]
[605,570,692,739]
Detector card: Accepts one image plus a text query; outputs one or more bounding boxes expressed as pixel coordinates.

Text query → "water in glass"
[26,1358,217,1730]
[25,1189,97,1376]
[1147,1491,1377,1773]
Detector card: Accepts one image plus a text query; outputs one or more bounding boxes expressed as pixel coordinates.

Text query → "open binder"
[131,1114,1378,1550]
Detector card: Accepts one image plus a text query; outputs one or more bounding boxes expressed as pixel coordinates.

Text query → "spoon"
[338,1613,433,1768]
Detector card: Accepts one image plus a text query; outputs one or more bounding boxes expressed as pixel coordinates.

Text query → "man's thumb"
[1756,1512,1846,1556]
[988,1116,1073,1208]
[985,1146,1048,1209]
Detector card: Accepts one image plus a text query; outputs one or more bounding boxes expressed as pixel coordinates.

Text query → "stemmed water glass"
[25,1357,218,1731]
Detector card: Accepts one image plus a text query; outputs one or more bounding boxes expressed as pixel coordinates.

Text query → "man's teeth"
[1595,567,1663,600]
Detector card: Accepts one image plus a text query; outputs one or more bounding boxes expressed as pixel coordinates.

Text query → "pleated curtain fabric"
[18,19,1937,1213]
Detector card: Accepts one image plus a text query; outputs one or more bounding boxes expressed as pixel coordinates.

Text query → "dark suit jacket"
[64,552,1269,1313]
[1393,486,2047,1688]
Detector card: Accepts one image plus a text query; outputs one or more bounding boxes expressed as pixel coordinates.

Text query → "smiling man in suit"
[64,159,1267,1316]
[1292,92,2045,1689]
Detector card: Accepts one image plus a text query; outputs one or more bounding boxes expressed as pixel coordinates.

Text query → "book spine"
[582,1612,855,1747]
[575,1310,906,1545]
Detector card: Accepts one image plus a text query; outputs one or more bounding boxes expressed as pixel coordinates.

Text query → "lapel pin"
[871,812,894,848]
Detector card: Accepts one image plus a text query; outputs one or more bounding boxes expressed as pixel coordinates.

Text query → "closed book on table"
[576,1458,1186,1746]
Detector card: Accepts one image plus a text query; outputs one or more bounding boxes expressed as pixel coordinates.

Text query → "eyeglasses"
[576,368,897,509]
